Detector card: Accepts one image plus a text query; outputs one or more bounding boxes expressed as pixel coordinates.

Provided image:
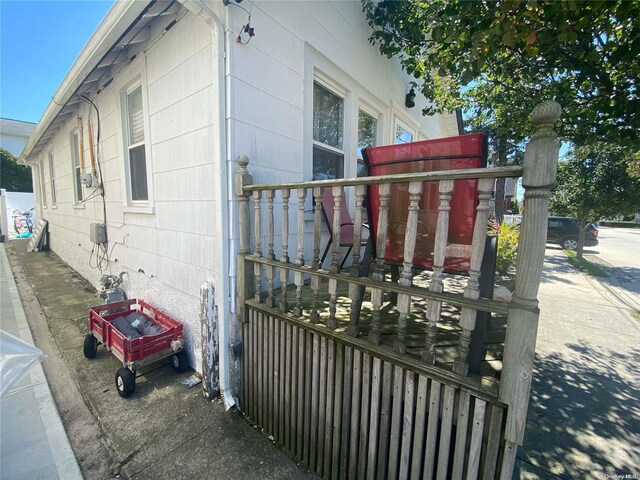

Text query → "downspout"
[178,0,235,410]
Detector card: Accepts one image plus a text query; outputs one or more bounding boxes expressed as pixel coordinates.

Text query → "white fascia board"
[19,0,152,165]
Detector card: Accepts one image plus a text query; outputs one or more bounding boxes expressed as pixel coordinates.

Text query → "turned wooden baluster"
[253,190,263,302]
[310,187,322,324]
[280,188,290,313]
[394,181,424,354]
[265,189,276,308]
[346,184,366,337]
[327,186,342,329]
[422,180,454,364]
[368,183,391,345]
[453,178,494,375]
[293,188,307,317]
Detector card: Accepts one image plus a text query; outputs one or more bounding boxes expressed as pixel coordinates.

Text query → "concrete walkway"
[516,248,640,479]
[0,244,83,480]
[4,239,316,480]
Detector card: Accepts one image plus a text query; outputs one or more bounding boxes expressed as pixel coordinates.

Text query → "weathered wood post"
[235,154,254,322]
[499,101,561,478]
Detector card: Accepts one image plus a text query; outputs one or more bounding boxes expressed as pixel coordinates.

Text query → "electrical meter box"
[90,223,107,244]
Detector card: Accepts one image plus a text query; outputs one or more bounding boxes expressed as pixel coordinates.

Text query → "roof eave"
[19,0,152,165]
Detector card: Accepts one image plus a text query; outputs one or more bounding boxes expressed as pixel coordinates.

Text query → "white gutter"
[18,1,151,165]
[178,0,236,411]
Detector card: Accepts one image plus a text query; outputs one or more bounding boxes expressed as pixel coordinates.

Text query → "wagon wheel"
[115,367,136,398]
[83,334,98,359]
[171,351,189,373]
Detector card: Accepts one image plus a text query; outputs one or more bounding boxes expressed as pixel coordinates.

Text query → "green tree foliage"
[362,0,640,148]
[0,148,33,192]
[550,143,640,257]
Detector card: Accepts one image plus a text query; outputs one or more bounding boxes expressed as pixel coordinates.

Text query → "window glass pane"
[129,145,148,201]
[313,146,344,180]
[357,109,377,177]
[49,154,56,204]
[40,165,47,205]
[127,87,145,145]
[395,124,413,144]
[71,132,80,168]
[75,167,83,202]
[313,82,343,149]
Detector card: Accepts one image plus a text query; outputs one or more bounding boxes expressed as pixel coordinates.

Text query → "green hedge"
[599,221,640,228]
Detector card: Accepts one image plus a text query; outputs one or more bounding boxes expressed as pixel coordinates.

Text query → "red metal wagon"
[83,299,187,398]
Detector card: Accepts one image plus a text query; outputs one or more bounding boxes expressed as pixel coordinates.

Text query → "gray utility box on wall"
[90,223,107,244]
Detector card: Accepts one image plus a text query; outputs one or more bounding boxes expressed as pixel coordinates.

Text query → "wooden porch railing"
[235,101,561,479]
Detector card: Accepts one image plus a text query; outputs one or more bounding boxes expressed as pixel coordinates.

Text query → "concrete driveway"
[516,247,640,479]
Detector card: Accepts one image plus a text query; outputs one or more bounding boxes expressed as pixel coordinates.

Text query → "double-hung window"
[313,81,345,180]
[394,118,415,145]
[70,130,83,202]
[39,161,47,207]
[49,153,57,206]
[124,85,149,202]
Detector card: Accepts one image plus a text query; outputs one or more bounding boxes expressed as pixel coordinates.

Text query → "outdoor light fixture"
[405,88,416,108]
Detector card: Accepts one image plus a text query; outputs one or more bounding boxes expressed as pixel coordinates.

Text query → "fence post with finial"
[235,154,254,323]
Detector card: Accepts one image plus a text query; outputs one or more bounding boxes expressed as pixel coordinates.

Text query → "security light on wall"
[405,88,416,109]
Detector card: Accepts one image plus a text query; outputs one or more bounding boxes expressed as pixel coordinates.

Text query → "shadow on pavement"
[518,342,640,479]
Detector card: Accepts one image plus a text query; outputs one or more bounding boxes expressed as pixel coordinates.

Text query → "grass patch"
[563,249,609,277]
[633,311,640,321]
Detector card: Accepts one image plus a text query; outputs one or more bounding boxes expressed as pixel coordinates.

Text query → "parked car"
[547,216,599,250]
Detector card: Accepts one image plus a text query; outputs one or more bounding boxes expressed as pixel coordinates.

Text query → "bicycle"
[12,208,35,235]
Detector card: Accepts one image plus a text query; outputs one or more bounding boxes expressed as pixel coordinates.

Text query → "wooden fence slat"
[310,333,320,472]
[249,310,255,422]
[273,317,281,443]
[423,380,442,480]
[340,347,354,480]
[297,327,306,460]
[279,317,286,444]
[451,391,471,480]
[257,312,264,428]
[367,357,383,479]
[482,405,505,480]
[357,353,372,480]
[318,336,328,475]
[350,349,363,478]
[331,343,345,480]
[387,365,405,480]
[324,340,336,477]
[410,376,429,480]
[399,371,416,480]
[436,385,456,480]
[499,441,517,480]
[283,323,291,450]
[268,315,274,435]
[304,330,313,467]
[466,399,487,480]
[376,361,394,478]
[290,326,299,455]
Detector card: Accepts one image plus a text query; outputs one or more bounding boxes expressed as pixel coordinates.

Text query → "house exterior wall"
[32,12,219,371]
[27,0,459,376]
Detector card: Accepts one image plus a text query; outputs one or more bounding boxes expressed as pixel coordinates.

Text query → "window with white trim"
[394,118,415,144]
[123,85,149,201]
[48,153,57,206]
[357,108,377,177]
[39,161,47,207]
[70,129,83,202]
[313,81,345,180]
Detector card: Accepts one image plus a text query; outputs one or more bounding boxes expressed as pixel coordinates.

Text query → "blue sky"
[1,0,114,124]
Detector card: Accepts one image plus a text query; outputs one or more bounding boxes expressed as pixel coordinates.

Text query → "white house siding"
[222,0,458,286]
[34,12,218,371]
